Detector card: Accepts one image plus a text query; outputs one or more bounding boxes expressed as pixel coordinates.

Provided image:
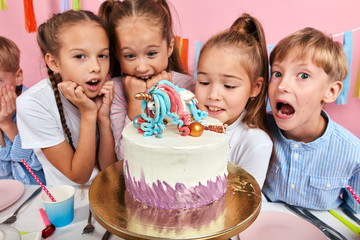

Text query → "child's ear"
[167,38,174,58]
[45,53,60,73]
[15,68,23,86]
[250,77,264,98]
[323,80,343,104]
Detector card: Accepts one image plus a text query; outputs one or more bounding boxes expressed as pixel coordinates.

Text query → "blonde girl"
[99,0,195,160]
[16,10,116,186]
[195,13,273,188]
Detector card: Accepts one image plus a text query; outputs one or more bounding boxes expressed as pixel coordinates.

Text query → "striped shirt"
[110,71,196,160]
[0,86,45,185]
[263,111,360,213]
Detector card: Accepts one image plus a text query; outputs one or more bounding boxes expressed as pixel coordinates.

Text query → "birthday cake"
[123,80,229,209]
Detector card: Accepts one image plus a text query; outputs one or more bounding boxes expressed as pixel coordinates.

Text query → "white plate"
[0,179,24,211]
[240,211,328,240]
[0,225,20,240]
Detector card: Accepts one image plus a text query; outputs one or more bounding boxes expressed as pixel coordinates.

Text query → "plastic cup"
[41,185,75,228]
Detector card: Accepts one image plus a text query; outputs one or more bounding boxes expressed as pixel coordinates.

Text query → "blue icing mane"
[133,80,207,137]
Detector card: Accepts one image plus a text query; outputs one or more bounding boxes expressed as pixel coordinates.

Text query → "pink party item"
[39,208,56,238]
[21,159,56,202]
[347,185,360,205]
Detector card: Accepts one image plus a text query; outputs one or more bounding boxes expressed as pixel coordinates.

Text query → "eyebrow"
[69,47,109,52]
[197,72,244,81]
[120,45,160,51]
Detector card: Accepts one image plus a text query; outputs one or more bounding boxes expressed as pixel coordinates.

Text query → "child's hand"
[95,80,114,122]
[146,70,172,89]
[58,81,97,114]
[122,75,147,101]
[0,85,17,129]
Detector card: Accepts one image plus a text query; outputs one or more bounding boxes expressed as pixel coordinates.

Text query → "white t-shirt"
[16,78,99,186]
[226,112,273,188]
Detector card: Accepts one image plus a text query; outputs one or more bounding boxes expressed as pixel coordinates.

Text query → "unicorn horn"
[134,92,154,101]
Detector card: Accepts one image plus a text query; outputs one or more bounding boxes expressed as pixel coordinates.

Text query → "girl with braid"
[98,0,195,160]
[16,10,116,186]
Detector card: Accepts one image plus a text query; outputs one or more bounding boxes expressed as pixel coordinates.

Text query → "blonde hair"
[270,27,348,82]
[99,0,184,76]
[37,10,106,150]
[0,36,20,72]
[199,13,269,133]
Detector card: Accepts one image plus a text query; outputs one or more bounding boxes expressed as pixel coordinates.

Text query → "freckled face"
[195,47,257,125]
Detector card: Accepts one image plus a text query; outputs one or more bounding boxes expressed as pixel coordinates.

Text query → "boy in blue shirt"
[263,27,360,213]
[0,36,45,184]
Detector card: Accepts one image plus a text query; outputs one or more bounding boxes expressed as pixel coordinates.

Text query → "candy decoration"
[189,122,204,137]
[72,0,81,11]
[60,0,70,12]
[39,208,56,238]
[0,0,7,11]
[23,0,37,33]
[347,185,360,205]
[21,159,56,202]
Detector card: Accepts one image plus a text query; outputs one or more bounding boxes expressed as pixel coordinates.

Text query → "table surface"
[1,185,359,240]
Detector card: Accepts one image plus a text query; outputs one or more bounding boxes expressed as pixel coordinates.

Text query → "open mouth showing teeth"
[276,102,295,115]
[207,106,223,112]
[87,80,99,86]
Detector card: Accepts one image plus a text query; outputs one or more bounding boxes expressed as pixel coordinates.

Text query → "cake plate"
[89,160,261,240]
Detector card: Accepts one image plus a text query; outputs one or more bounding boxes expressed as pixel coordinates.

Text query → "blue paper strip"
[193,41,203,80]
[336,31,353,104]
[267,44,276,112]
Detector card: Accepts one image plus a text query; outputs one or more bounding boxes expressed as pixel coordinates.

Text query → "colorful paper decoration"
[0,0,7,11]
[353,60,360,99]
[180,38,189,72]
[61,0,70,12]
[336,31,353,104]
[175,36,182,56]
[175,36,189,72]
[72,0,81,11]
[193,41,203,80]
[23,0,37,33]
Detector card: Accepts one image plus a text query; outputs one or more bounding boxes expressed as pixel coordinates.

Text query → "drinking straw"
[347,185,360,205]
[21,159,56,202]
[328,210,360,235]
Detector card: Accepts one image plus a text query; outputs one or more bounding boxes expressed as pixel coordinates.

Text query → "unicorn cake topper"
[133,80,208,138]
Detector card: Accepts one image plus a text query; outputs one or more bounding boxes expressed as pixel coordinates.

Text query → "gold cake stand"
[89,160,261,240]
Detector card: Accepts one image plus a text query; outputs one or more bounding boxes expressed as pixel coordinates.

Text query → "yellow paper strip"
[353,60,360,99]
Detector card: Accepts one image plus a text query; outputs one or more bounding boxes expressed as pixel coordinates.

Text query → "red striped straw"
[347,185,360,205]
[21,159,56,202]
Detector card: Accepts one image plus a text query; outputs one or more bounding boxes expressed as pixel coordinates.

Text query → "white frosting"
[122,121,229,189]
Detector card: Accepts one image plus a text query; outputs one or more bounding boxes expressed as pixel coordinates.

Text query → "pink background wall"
[0,0,359,138]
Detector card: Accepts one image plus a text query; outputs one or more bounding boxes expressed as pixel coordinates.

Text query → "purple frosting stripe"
[123,160,227,209]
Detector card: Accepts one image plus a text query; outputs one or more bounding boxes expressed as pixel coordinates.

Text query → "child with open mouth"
[263,27,360,213]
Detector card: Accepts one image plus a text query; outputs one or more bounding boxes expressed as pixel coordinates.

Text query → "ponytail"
[199,13,269,135]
